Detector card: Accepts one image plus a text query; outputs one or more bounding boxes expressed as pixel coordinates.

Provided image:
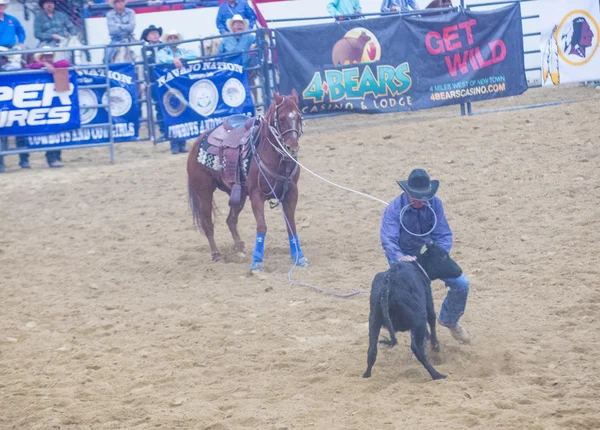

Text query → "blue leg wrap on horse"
[252,234,266,262]
[289,235,304,261]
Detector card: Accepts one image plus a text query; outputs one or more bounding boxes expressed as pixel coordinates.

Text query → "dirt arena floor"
[2,87,600,429]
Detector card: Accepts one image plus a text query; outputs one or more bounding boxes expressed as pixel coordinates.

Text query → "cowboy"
[327,0,362,20]
[215,0,256,35]
[217,14,256,67]
[380,0,419,13]
[141,25,165,139]
[0,0,26,48]
[34,0,77,47]
[380,168,470,343]
[105,0,136,63]
[25,47,70,168]
[157,30,198,154]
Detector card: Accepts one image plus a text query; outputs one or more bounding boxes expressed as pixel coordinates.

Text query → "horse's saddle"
[206,114,255,149]
[201,115,257,208]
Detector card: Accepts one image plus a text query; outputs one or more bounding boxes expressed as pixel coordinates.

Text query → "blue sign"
[25,64,139,148]
[154,61,255,140]
[0,70,80,136]
[275,4,527,115]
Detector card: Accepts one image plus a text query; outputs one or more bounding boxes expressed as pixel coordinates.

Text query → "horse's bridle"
[270,98,304,151]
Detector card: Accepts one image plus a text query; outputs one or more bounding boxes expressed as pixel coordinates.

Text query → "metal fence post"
[258,28,272,108]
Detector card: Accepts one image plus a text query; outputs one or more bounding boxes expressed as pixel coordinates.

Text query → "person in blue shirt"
[158,30,198,154]
[381,0,419,13]
[217,14,256,67]
[380,168,470,343]
[327,0,362,20]
[215,0,256,35]
[0,0,26,48]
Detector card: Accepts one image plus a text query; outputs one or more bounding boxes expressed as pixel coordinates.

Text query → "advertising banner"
[275,4,527,115]
[0,71,80,136]
[540,0,600,86]
[154,61,255,140]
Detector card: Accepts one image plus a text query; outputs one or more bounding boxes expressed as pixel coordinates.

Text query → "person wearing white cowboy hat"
[380,168,471,343]
[0,0,27,49]
[24,46,71,168]
[104,0,135,63]
[157,30,198,155]
[217,14,256,67]
[215,0,256,35]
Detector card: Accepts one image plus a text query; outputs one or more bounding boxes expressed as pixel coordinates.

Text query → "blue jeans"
[438,274,469,327]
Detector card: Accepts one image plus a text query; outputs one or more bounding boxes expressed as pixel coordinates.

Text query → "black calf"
[363,242,462,381]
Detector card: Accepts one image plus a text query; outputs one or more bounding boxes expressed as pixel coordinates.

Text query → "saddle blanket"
[196,130,252,176]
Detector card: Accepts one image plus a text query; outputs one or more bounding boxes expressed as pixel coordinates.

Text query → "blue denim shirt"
[380,193,453,265]
[380,0,419,13]
[216,0,257,35]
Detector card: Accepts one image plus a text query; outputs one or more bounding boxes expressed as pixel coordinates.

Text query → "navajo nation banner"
[540,0,600,86]
[275,4,527,115]
[25,64,139,148]
[0,71,80,136]
[154,61,255,140]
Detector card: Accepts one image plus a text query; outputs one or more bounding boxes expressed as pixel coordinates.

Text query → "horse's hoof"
[234,241,245,253]
[250,262,265,274]
[212,252,222,262]
[294,256,309,267]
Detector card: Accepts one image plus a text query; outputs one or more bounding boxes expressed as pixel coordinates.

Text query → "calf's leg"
[410,323,446,380]
[363,311,383,378]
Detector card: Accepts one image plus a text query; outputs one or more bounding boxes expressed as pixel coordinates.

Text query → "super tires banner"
[275,4,527,115]
[0,71,80,136]
[23,64,139,148]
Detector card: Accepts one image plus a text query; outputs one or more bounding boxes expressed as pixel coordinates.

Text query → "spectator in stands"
[0,47,29,173]
[34,0,78,47]
[218,14,255,67]
[216,0,256,35]
[141,25,165,138]
[105,0,136,63]
[158,30,197,154]
[0,0,26,48]
[327,0,362,20]
[142,24,162,64]
[381,0,419,13]
[26,48,70,168]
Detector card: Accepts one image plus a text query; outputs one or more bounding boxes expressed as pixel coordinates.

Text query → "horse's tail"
[187,142,218,232]
[188,174,206,232]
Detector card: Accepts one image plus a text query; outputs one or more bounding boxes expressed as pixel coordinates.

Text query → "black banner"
[275,4,527,115]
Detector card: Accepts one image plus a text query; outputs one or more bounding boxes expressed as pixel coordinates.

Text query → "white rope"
[399,201,437,237]
[268,130,390,207]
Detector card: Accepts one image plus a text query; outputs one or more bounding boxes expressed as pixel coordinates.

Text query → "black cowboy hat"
[141,25,163,42]
[39,0,55,6]
[397,168,439,201]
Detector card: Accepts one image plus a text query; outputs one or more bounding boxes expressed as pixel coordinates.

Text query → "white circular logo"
[101,87,133,117]
[222,78,246,108]
[78,88,98,125]
[189,80,219,117]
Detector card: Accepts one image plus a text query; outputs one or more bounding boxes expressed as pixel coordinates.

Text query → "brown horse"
[186,90,307,273]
